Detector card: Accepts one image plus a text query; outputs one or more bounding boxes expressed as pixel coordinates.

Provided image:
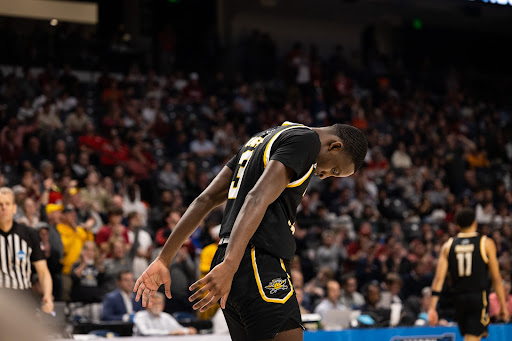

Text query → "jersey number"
[456,252,472,277]
[228,150,254,199]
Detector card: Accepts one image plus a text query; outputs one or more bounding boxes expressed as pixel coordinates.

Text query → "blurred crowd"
[1,35,512,331]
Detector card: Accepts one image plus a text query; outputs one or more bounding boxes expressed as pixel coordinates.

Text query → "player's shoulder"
[279,125,320,145]
[442,237,454,254]
[483,235,496,249]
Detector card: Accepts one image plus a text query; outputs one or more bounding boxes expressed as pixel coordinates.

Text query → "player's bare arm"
[428,239,450,326]
[134,165,233,307]
[485,237,510,322]
[189,160,294,312]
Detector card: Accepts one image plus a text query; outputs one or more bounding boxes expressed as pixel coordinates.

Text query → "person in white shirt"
[126,211,153,278]
[134,292,197,336]
[314,279,348,321]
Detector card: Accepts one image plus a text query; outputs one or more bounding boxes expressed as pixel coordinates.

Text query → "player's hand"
[134,258,172,308]
[428,308,438,326]
[41,295,54,314]
[189,261,236,311]
[499,307,510,323]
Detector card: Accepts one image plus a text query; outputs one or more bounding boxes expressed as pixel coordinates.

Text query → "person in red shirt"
[96,206,130,255]
[155,209,181,247]
[78,122,108,154]
[100,135,129,171]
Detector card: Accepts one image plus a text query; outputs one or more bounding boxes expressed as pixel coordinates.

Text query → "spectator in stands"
[37,101,63,133]
[16,197,40,228]
[70,241,105,303]
[304,266,334,307]
[134,292,197,336]
[291,268,312,312]
[339,274,365,309]
[315,229,344,275]
[127,211,153,278]
[102,270,142,321]
[378,272,403,309]
[400,259,433,300]
[80,170,111,213]
[157,161,181,192]
[96,206,129,255]
[20,136,44,171]
[490,279,512,321]
[68,186,101,234]
[155,208,181,247]
[386,241,412,275]
[57,205,94,301]
[391,142,412,169]
[65,104,91,136]
[36,221,63,301]
[314,279,347,321]
[123,184,148,226]
[360,281,390,327]
[103,238,133,293]
[189,130,215,161]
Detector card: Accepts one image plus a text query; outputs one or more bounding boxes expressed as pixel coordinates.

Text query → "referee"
[0,187,54,313]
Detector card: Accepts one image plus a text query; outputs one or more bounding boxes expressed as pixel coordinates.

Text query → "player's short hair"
[455,207,476,229]
[332,124,368,172]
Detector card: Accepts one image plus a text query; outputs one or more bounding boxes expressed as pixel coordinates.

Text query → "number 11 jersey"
[447,232,490,292]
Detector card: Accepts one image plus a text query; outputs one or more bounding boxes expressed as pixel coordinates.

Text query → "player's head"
[455,207,476,231]
[315,124,367,179]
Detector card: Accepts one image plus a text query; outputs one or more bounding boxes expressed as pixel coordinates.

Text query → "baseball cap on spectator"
[46,203,63,215]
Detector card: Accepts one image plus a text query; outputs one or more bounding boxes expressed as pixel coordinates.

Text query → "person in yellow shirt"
[57,205,94,301]
[197,224,221,320]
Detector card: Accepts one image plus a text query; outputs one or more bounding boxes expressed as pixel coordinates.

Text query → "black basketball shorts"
[454,290,490,338]
[210,244,303,341]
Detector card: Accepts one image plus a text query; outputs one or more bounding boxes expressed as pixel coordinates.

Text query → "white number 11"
[457,252,472,277]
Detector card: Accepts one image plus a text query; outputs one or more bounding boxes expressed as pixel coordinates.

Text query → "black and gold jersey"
[221,122,321,261]
[447,232,490,292]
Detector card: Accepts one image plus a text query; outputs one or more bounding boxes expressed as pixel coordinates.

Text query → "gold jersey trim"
[480,236,489,264]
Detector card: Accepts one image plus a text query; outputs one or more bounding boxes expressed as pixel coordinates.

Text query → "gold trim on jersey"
[480,236,489,264]
[251,246,294,304]
[456,232,478,238]
[287,164,314,188]
[263,124,308,168]
[446,237,454,252]
[481,290,490,326]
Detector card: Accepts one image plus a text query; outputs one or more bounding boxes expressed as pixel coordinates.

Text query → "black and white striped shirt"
[0,222,45,290]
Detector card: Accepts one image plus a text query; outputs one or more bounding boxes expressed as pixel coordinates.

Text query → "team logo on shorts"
[265,278,289,294]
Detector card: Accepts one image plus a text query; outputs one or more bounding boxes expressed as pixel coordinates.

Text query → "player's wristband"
[432,291,441,297]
